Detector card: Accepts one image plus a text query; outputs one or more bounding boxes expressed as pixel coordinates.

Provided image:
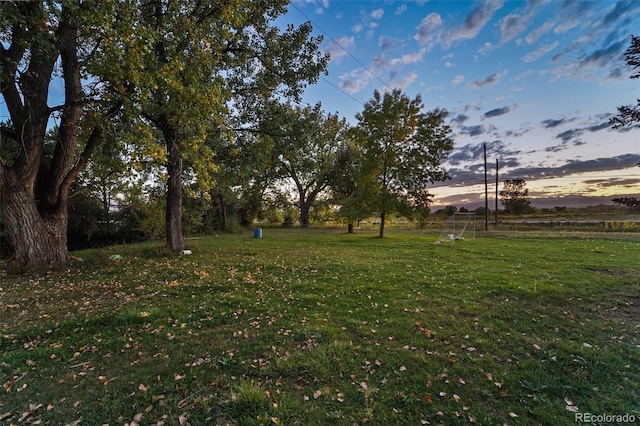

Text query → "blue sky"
[283,0,640,208]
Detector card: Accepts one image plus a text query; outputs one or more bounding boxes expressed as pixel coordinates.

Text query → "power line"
[290,3,391,91]
[319,76,364,107]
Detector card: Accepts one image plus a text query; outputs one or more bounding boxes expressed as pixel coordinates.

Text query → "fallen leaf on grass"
[313,389,322,399]
[564,397,579,412]
[179,413,191,426]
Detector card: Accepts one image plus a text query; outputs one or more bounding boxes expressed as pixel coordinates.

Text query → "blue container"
[254,228,262,238]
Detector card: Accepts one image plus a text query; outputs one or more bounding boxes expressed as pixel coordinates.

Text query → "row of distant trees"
[59,88,455,247]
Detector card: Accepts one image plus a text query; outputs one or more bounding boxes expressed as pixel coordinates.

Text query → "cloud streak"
[469,72,503,88]
[522,41,559,62]
[482,106,515,119]
[448,0,505,43]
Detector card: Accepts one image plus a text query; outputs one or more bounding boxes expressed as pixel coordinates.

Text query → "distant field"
[1,229,639,425]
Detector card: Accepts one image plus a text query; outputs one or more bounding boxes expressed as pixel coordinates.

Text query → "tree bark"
[379,211,386,238]
[0,182,69,269]
[347,223,354,234]
[0,2,106,270]
[217,192,228,230]
[299,200,311,228]
[163,126,185,251]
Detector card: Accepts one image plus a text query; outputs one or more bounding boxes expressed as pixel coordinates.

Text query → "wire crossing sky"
[281,0,640,208]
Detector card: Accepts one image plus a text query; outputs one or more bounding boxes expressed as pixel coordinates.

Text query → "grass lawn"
[1,228,638,425]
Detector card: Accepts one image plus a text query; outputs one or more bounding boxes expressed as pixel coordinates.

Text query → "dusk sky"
[282,0,640,209]
[1,1,638,209]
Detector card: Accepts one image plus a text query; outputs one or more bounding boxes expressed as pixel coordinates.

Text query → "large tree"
[610,34,640,129]
[96,0,328,250]
[352,89,454,238]
[0,1,118,269]
[260,102,346,227]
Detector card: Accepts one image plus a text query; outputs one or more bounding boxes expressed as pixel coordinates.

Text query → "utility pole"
[484,143,488,231]
[495,158,499,226]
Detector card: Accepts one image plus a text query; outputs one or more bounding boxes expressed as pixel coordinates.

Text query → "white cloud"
[447,0,505,44]
[401,50,424,64]
[414,13,444,48]
[371,8,384,20]
[324,36,355,61]
[554,20,579,34]
[522,41,559,63]
[500,13,528,43]
[499,0,547,44]
[525,19,555,44]
[452,75,465,85]
[379,36,404,51]
[396,72,418,90]
[478,42,494,56]
[339,69,371,94]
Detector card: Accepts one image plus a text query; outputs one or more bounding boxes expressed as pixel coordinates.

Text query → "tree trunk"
[1,184,69,269]
[347,222,354,234]
[379,211,386,238]
[164,127,185,251]
[0,2,107,270]
[218,193,228,231]
[299,201,311,228]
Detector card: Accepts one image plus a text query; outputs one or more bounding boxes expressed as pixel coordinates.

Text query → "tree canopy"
[259,101,347,227]
[0,0,327,267]
[92,0,328,250]
[351,89,454,237]
[500,179,532,215]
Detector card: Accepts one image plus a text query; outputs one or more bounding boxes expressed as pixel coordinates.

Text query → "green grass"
[1,228,639,425]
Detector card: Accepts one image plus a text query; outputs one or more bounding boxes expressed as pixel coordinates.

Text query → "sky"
[281,0,640,209]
